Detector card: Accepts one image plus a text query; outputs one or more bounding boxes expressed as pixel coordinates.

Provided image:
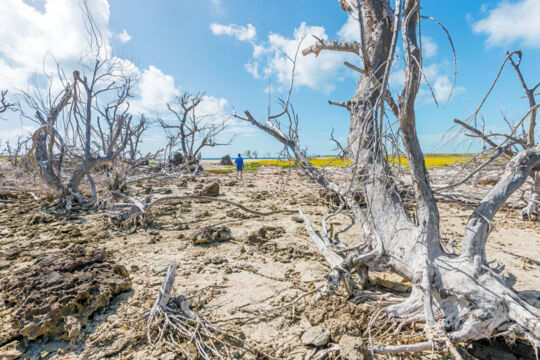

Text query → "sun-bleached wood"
[235,0,540,354]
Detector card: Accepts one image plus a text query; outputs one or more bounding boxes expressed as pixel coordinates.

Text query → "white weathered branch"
[302,36,360,57]
[462,146,540,261]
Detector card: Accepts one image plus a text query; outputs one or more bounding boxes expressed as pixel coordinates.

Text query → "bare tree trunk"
[34,129,66,195]
[235,0,540,352]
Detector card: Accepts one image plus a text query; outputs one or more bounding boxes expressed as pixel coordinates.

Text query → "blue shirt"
[235,157,244,170]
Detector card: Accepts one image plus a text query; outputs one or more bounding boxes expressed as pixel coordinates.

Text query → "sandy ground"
[0,162,538,359]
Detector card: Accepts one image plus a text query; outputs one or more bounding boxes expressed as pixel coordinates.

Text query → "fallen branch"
[298,206,352,295]
[110,191,296,228]
[371,341,433,354]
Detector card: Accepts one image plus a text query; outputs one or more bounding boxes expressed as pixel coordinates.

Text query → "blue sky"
[1,0,540,157]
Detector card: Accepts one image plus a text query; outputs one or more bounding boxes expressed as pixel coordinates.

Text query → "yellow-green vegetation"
[203,154,480,174]
[206,168,234,174]
[246,157,349,169]
[389,154,472,169]
[245,154,473,170]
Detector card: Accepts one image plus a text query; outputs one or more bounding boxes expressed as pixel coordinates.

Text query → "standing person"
[235,153,244,180]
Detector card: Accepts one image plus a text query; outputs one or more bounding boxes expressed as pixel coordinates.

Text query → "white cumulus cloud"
[337,15,360,42]
[422,36,438,58]
[423,63,465,104]
[0,0,247,152]
[132,65,180,114]
[196,95,228,120]
[244,61,260,79]
[0,125,37,145]
[212,19,361,94]
[473,0,540,48]
[0,0,112,89]
[117,29,132,44]
[264,22,351,93]
[0,0,201,116]
[210,23,256,42]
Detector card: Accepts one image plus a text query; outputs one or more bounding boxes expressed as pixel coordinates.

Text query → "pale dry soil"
[0,164,538,359]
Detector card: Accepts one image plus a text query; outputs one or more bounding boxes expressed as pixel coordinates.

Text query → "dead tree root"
[299,207,540,357]
[138,264,270,359]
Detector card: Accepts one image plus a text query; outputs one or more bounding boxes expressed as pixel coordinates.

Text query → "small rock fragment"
[159,352,177,360]
[226,208,246,218]
[0,340,23,360]
[301,326,330,347]
[246,227,268,244]
[245,226,285,244]
[372,272,411,293]
[64,316,81,339]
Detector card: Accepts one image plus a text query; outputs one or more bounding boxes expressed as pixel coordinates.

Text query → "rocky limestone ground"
[0,163,538,359]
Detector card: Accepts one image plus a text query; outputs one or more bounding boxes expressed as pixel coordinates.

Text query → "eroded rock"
[291,215,304,223]
[246,227,268,244]
[196,182,220,197]
[169,152,184,166]
[245,226,285,244]
[190,226,231,245]
[251,190,270,200]
[26,212,56,225]
[0,246,131,345]
[0,340,24,360]
[476,174,501,186]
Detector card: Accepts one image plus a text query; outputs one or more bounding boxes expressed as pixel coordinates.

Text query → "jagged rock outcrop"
[220,155,233,165]
[0,246,131,345]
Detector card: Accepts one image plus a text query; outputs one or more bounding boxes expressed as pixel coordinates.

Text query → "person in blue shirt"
[235,153,244,180]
